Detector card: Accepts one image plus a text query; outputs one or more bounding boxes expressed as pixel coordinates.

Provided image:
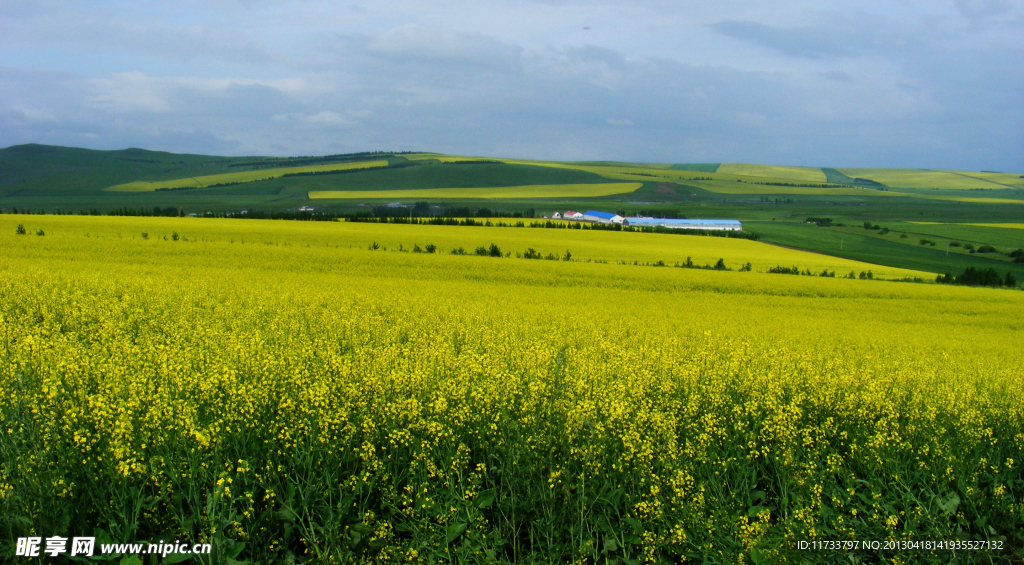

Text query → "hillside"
[2,143,1022,281]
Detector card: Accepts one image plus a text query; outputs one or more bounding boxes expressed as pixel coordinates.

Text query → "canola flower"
[0,215,1022,564]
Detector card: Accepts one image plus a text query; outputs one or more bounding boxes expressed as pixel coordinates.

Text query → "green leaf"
[476,489,496,509]
[119,556,142,565]
[936,492,960,516]
[750,548,767,564]
[445,522,468,544]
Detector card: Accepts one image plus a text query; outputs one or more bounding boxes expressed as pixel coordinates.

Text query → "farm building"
[551,212,562,219]
[583,210,625,224]
[563,210,584,220]
[622,217,742,231]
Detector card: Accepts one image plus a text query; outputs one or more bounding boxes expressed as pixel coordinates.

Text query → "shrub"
[949,241,962,247]
[36,229,45,236]
[425,244,436,254]
[562,250,572,261]
[172,232,180,241]
[769,265,800,275]
[963,243,974,251]
[141,232,149,240]
[1010,249,1024,258]
[976,245,997,253]
[451,247,467,255]
[523,248,542,259]
[15,224,27,235]
[899,234,908,239]
[474,246,488,256]
[739,262,752,272]
[488,244,502,257]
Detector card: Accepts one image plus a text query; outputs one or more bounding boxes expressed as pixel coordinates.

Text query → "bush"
[425,244,436,254]
[488,244,502,257]
[523,248,542,259]
[1015,256,1024,264]
[36,229,45,236]
[899,234,908,239]
[949,241,962,247]
[976,245,997,253]
[739,262,752,272]
[562,250,572,261]
[1010,249,1024,258]
[172,232,180,241]
[451,247,467,255]
[963,243,975,251]
[713,258,727,271]
[141,232,149,240]
[15,224,27,235]
[474,246,488,256]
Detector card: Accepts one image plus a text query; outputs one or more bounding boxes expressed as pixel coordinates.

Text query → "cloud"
[367,26,523,71]
[0,1,1020,170]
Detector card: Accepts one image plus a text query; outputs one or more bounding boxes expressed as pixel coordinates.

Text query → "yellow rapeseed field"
[1,215,1021,564]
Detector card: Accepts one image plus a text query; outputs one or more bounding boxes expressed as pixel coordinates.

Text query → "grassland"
[2,215,1021,564]
[716,164,827,182]
[837,168,1024,190]
[3,143,1024,285]
[105,160,389,192]
[308,183,643,200]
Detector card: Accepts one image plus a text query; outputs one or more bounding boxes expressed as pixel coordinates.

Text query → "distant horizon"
[3,142,1021,174]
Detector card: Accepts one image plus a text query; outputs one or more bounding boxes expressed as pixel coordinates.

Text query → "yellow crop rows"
[2,215,1021,563]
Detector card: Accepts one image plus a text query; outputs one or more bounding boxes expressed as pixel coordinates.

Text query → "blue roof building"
[583,210,625,224]
[622,217,742,231]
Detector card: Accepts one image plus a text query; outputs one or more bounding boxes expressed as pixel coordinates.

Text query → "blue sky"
[1,0,1021,170]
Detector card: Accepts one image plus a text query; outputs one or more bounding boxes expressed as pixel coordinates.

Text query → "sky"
[1,0,1022,170]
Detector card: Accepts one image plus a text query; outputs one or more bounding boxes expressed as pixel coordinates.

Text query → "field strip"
[909,222,1024,230]
[104,160,389,192]
[308,182,642,200]
[717,163,827,182]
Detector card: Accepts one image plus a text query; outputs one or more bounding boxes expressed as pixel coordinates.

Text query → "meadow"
[105,161,389,192]
[1,215,1022,564]
[308,183,643,201]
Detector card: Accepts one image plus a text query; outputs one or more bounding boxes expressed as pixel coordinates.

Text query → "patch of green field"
[105,160,389,192]
[717,164,827,182]
[747,220,1024,280]
[896,222,1024,249]
[838,168,1022,190]
[910,222,1024,230]
[670,163,720,173]
[308,183,643,200]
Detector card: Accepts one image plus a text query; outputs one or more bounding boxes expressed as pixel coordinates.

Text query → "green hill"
[2,143,1023,281]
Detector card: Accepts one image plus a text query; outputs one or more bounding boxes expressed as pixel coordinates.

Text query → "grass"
[837,168,1024,190]
[308,183,643,200]
[746,220,1024,280]
[104,160,389,192]
[716,164,827,182]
